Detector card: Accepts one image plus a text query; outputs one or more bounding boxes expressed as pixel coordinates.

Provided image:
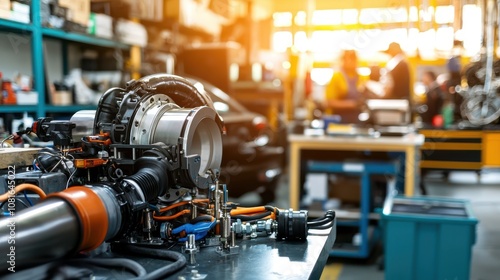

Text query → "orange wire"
[0,183,47,202]
[230,206,266,216]
[153,209,191,221]
[158,201,189,213]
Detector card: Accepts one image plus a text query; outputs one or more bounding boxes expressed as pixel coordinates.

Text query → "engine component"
[32,118,75,147]
[183,234,199,266]
[277,209,308,241]
[0,156,168,270]
[0,170,67,196]
[0,74,335,277]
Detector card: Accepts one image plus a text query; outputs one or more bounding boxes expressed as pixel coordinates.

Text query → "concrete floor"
[232,170,500,280]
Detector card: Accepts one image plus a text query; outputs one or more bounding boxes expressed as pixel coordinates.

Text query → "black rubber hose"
[117,245,187,280]
[93,87,122,134]
[307,210,336,227]
[63,258,147,277]
[0,257,148,280]
[128,74,209,109]
[308,221,335,230]
[130,157,170,200]
[231,211,272,221]
[307,218,332,227]
[190,215,213,224]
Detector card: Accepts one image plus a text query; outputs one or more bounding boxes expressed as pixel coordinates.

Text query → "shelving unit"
[0,1,134,118]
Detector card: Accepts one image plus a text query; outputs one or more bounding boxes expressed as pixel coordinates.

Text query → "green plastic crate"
[381,196,478,280]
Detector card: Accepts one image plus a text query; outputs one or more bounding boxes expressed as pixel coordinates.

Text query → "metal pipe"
[0,199,80,270]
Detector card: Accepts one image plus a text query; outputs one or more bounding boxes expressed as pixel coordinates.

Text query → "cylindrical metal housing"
[0,199,80,270]
[129,95,222,178]
[70,110,96,142]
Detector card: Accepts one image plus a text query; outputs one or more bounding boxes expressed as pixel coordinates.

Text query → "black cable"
[308,221,334,230]
[62,258,147,277]
[307,210,336,227]
[115,245,187,280]
[307,218,332,227]
[190,215,213,224]
[264,205,277,212]
[231,211,271,221]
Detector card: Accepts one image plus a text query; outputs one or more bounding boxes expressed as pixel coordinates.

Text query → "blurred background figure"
[324,50,363,123]
[421,70,445,126]
[383,42,411,102]
[446,56,463,121]
[363,65,385,99]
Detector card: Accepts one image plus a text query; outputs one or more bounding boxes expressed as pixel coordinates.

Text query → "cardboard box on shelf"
[88,13,113,39]
[115,19,147,47]
[0,9,9,20]
[52,90,72,106]
[0,0,10,11]
[11,2,29,14]
[16,91,38,105]
[59,0,90,27]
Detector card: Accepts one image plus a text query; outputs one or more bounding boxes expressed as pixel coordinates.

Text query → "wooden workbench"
[0,148,40,169]
[288,134,425,210]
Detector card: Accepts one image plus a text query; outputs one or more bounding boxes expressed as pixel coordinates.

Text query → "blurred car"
[187,77,284,204]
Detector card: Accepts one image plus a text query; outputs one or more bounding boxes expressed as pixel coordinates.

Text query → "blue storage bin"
[381,196,478,280]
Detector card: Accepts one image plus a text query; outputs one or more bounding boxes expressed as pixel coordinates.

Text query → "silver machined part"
[70,110,96,142]
[160,222,169,239]
[98,150,109,159]
[231,230,236,247]
[90,186,122,240]
[191,204,198,220]
[129,94,223,180]
[143,208,153,241]
[184,234,199,266]
[213,183,220,219]
[222,214,231,240]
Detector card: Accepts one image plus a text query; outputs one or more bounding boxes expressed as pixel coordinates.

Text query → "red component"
[432,114,444,127]
[2,80,17,105]
[31,121,39,133]
[253,117,268,132]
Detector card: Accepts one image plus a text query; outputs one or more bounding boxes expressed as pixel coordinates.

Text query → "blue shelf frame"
[42,28,129,49]
[45,105,96,113]
[0,18,32,32]
[0,2,132,119]
[307,160,399,259]
[0,105,38,113]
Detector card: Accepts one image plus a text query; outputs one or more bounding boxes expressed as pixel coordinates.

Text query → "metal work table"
[6,226,336,280]
[288,133,425,210]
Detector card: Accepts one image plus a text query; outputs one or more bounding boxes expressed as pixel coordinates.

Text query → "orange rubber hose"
[230,206,266,216]
[48,186,108,251]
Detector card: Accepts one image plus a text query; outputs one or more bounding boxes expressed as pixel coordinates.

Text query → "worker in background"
[324,50,363,123]
[421,70,444,126]
[383,42,411,104]
[446,56,463,121]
